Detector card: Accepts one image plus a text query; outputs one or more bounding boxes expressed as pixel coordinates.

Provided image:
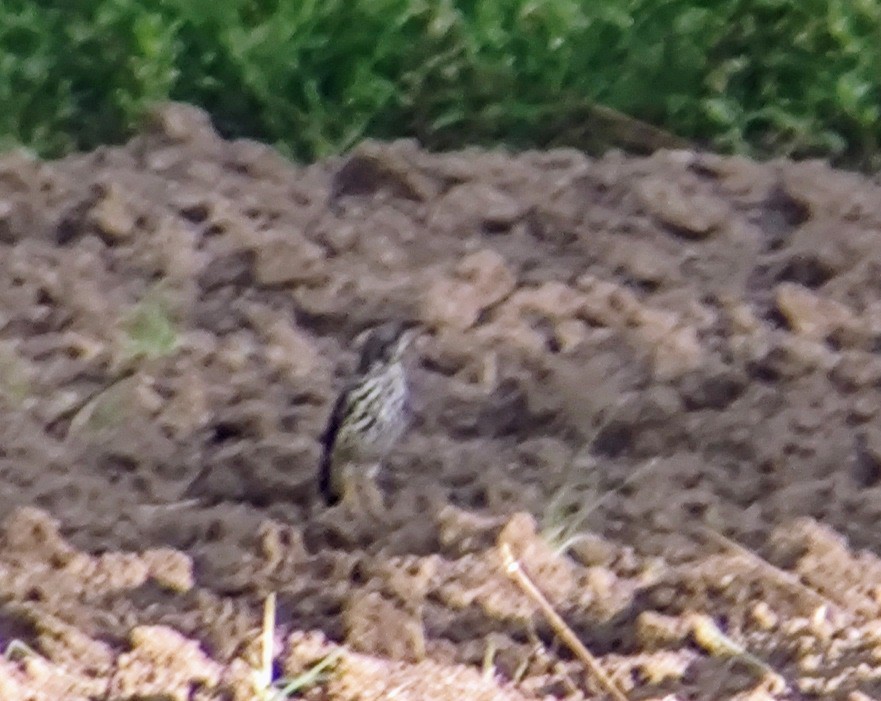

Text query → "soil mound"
[2,103,881,699]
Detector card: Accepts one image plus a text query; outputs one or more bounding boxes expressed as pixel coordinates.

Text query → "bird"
[317,320,420,508]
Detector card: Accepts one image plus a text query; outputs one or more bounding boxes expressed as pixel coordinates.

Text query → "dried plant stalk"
[500,543,630,701]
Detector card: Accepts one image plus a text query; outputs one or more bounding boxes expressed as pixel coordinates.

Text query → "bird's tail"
[317,448,339,505]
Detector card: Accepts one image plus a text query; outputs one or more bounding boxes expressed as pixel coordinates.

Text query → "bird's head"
[356,320,420,373]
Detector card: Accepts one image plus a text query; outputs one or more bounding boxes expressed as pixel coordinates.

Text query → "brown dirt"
[2,103,881,700]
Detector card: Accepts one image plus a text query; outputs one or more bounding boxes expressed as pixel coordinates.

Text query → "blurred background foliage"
[2,0,880,167]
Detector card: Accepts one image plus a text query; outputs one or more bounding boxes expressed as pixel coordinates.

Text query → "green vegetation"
[2,0,881,166]
[121,288,179,363]
[0,343,31,405]
[59,289,178,434]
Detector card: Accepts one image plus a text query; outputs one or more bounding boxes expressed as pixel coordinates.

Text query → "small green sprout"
[121,289,178,362]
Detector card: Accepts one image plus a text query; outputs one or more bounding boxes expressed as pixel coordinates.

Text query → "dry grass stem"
[251,592,277,697]
[500,543,630,701]
[481,638,497,681]
[699,526,836,611]
[689,613,788,693]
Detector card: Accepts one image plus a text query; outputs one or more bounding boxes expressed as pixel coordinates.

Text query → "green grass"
[121,287,179,363]
[2,0,881,167]
[0,343,31,406]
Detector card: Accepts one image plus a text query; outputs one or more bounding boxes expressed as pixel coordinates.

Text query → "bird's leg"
[361,462,387,519]
[338,463,387,522]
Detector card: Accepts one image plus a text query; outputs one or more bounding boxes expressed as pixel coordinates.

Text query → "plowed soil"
[3,103,881,700]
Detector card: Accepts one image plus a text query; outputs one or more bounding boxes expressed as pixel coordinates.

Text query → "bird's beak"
[352,326,372,350]
[399,325,422,351]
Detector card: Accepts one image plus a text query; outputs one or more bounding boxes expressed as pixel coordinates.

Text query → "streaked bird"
[318,320,419,507]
